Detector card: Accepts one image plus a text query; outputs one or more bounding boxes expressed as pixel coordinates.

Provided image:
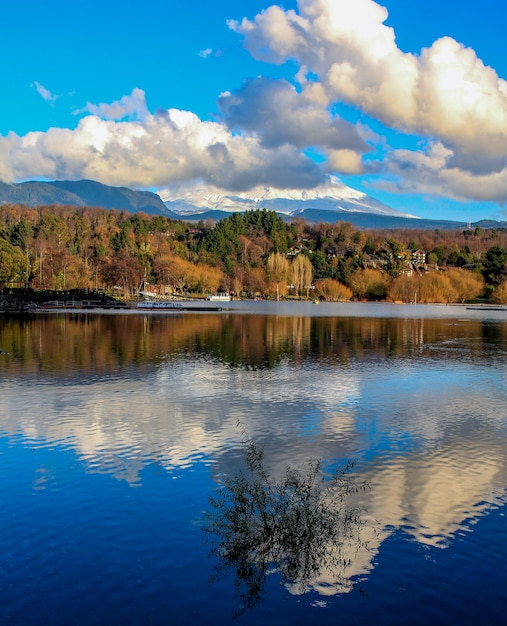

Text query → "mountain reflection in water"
[1,310,507,621]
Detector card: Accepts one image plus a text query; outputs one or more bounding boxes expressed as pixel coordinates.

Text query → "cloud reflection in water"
[1,312,506,598]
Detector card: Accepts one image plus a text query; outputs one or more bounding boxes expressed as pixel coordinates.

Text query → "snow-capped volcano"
[158,177,419,219]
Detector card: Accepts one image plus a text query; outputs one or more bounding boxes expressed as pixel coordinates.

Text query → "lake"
[1,302,506,625]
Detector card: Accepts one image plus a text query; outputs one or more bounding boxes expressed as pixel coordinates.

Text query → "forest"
[1,203,507,303]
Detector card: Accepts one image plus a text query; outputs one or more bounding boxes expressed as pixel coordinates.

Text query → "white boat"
[206,293,231,301]
[137,301,183,311]
[41,300,65,308]
[139,290,158,299]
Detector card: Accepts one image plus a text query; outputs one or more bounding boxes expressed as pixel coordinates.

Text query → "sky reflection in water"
[0,308,506,624]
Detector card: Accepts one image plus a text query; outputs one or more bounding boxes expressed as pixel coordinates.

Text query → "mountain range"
[0,179,168,215]
[1,178,505,230]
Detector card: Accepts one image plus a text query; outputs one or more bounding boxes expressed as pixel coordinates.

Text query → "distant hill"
[1,178,506,230]
[161,206,507,230]
[0,179,174,217]
[163,207,507,230]
[285,208,477,230]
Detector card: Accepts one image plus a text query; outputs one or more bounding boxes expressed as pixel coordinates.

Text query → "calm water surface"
[1,303,507,624]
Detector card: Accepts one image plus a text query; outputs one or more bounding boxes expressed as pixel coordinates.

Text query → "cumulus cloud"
[78,87,149,121]
[230,0,507,154]
[383,142,507,203]
[0,90,324,190]
[231,0,507,192]
[7,0,507,205]
[218,76,368,162]
[32,81,57,104]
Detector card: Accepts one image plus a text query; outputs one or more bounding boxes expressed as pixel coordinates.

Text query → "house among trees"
[410,249,427,266]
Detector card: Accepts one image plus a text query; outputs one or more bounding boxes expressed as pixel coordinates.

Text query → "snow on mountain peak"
[159,177,418,219]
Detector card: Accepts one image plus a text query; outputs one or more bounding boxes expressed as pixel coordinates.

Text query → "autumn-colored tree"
[194,264,224,296]
[0,204,22,229]
[152,252,176,286]
[34,246,60,290]
[387,274,420,303]
[491,280,507,304]
[389,270,482,304]
[390,272,448,303]
[2,203,507,302]
[101,251,144,296]
[446,268,485,302]
[230,266,246,298]
[239,235,252,266]
[314,279,352,301]
[266,252,290,299]
[418,272,458,303]
[252,234,273,261]
[349,268,390,300]
[291,254,313,298]
[242,267,267,297]
[165,255,198,295]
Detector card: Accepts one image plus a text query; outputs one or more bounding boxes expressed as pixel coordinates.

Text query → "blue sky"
[2,0,507,222]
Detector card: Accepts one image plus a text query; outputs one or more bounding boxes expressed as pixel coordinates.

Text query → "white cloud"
[32,81,57,104]
[7,0,507,206]
[231,0,507,153]
[78,87,149,121]
[227,5,310,66]
[375,141,507,203]
[0,91,324,189]
[198,48,213,59]
[231,0,507,194]
[218,77,368,158]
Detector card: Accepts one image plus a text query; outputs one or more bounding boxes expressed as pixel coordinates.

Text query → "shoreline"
[2,294,507,320]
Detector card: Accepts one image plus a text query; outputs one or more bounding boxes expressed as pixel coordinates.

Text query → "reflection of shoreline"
[1,313,507,377]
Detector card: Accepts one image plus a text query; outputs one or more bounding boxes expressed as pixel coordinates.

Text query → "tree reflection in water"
[204,438,369,614]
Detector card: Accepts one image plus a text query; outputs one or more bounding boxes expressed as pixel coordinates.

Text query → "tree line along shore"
[1,204,507,305]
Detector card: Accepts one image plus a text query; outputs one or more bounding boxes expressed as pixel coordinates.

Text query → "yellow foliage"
[491,281,507,304]
[387,274,419,303]
[314,279,352,301]
[446,268,484,302]
[388,269,484,303]
[265,281,289,299]
[349,268,390,300]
